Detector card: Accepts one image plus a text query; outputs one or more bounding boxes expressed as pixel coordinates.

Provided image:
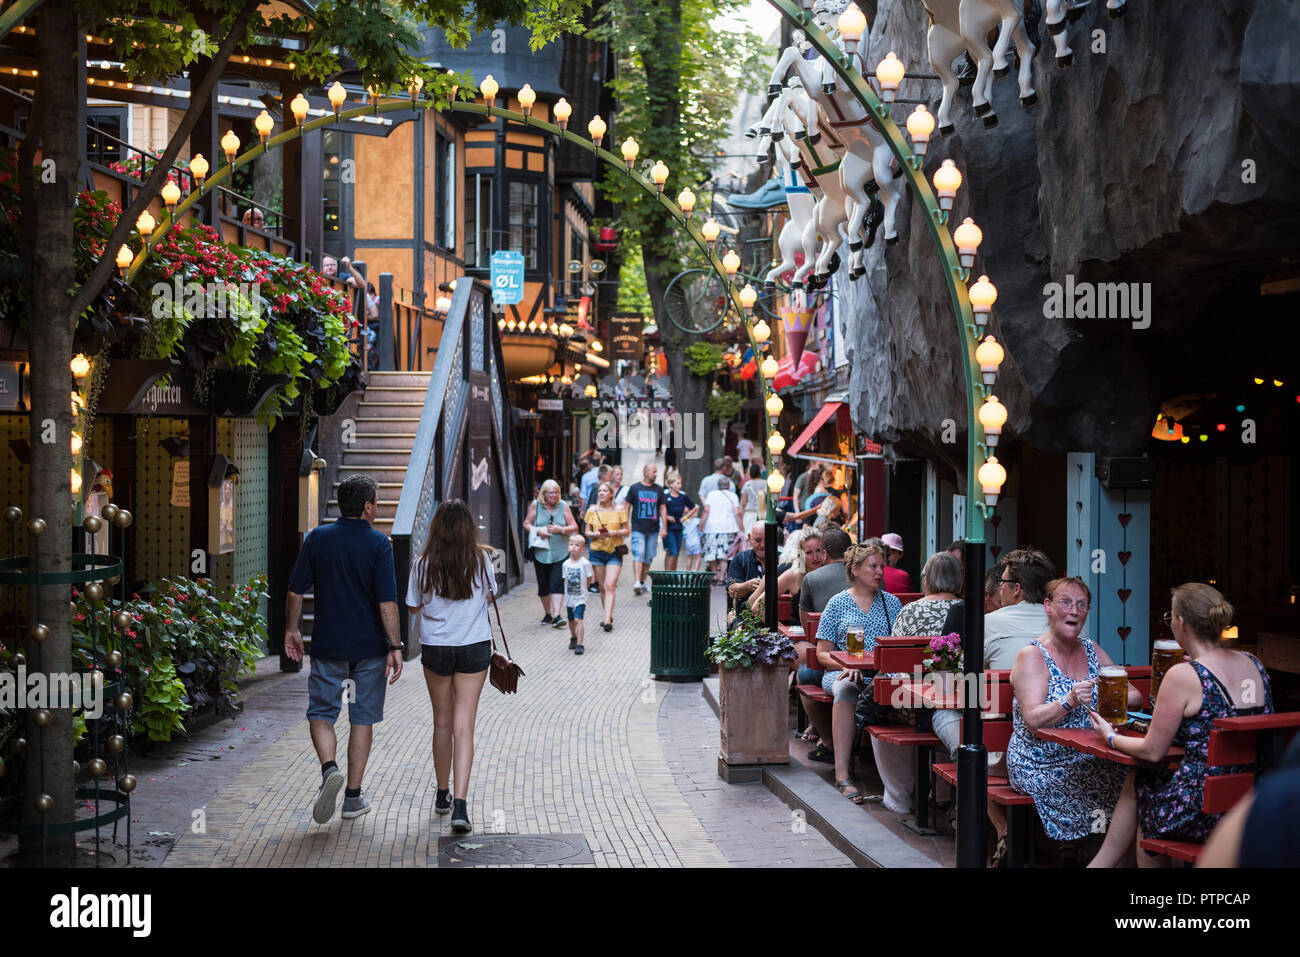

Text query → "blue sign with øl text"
[490,250,525,306]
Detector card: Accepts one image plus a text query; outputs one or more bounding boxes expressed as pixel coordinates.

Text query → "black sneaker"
[602,622,612,632]
[450,799,472,834]
[587,584,599,594]
[434,789,452,815]
[574,644,585,655]
[541,614,554,626]
[569,637,578,650]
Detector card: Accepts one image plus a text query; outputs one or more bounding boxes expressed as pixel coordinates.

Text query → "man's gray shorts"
[307,655,387,725]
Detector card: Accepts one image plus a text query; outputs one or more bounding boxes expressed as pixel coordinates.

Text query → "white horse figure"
[752,83,857,290]
[768,23,902,262]
[962,0,1037,116]
[747,92,820,295]
[1043,0,1125,70]
[919,0,970,135]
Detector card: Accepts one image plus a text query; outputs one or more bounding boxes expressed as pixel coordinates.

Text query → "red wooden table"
[1035,727,1184,767]
[828,650,876,671]
[778,623,808,640]
[877,677,963,710]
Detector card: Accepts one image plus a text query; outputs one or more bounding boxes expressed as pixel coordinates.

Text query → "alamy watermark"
[593,409,705,460]
[1043,274,1151,330]
[0,667,104,718]
[151,279,263,320]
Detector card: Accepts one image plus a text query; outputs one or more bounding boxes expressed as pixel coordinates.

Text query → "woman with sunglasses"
[1007,577,1142,849]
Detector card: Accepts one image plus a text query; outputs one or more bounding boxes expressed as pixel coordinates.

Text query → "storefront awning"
[788,400,844,456]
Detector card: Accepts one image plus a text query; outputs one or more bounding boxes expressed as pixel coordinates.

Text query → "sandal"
[836,780,867,805]
[991,835,1008,869]
[806,744,834,764]
[799,726,818,742]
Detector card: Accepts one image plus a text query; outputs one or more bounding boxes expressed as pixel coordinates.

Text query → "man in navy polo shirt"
[284,474,402,824]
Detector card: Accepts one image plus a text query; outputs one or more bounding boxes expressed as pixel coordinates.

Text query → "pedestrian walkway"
[159,553,850,867]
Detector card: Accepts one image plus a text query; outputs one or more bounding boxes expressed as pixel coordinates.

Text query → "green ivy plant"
[685,342,724,376]
[707,388,744,422]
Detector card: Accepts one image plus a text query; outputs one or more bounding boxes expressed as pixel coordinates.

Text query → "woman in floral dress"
[1007,578,1142,841]
[1087,583,1273,867]
[870,551,964,812]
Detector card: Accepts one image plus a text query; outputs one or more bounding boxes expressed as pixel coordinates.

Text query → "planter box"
[718,661,790,774]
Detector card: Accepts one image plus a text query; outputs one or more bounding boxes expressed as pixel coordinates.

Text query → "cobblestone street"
[129,560,851,868]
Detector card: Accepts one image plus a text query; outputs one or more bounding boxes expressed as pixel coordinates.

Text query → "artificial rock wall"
[840,0,1300,480]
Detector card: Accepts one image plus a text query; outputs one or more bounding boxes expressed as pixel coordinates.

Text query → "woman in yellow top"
[584,482,629,633]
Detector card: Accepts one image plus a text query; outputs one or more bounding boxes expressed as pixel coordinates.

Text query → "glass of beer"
[1150,639,1181,703]
[845,626,865,656]
[1097,665,1129,728]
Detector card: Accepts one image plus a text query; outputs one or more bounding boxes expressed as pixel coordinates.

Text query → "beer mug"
[1097,665,1129,727]
[845,626,864,656]
[1150,639,1181,703]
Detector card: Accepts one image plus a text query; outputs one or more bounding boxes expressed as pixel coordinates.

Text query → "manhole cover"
[435,834,594,867]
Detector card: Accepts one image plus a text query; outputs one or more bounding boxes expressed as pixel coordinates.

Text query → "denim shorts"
[421,641,492,676]
[566,603,586,621]
[663,527,684,557]
[307,655,388,725]
[589,548,622,567]
[796,664,825,686]
[629,529,658,563]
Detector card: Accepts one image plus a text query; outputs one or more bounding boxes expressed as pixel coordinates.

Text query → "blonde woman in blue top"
[815,543,902,803]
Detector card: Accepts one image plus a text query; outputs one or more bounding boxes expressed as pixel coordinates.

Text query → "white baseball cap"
[881,532,904,553]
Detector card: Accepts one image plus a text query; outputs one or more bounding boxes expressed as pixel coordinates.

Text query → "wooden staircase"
[299,370,430,641]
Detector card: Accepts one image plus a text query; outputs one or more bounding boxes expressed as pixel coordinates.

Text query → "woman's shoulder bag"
[485,575,525,694]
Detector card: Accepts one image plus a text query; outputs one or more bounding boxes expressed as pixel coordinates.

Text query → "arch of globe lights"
[112,79,789,493]
[767,0,1009,530]
[769,0,1021,870]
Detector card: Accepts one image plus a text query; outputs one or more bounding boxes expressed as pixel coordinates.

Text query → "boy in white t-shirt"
[561,534,596,655]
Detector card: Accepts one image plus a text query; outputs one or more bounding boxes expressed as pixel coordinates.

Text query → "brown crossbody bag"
[485,576,524,694]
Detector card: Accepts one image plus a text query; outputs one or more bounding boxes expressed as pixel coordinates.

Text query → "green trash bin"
[648,570,713,680]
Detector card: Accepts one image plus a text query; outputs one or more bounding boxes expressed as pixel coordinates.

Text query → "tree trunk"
[19,0,79,867]
[635,0,720,496]
[646,262,717,496]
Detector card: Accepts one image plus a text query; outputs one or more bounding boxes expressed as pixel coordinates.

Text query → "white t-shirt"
[736,438,754,463]
[701,488,741,535]
[406,551,493,647]
[614,485,629,506]
[561,557,594,608]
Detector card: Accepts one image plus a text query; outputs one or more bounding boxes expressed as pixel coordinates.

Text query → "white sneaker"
[633,582,644,595]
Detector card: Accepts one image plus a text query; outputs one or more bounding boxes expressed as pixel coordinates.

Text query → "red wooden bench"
[1138,711,1300,863]
[865,636,948,831]
[793,612,828,732]
[892,592,923,606]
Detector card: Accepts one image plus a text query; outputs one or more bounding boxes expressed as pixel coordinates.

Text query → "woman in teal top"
[523,479,578,628]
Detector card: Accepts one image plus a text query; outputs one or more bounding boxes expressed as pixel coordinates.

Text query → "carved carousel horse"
[1043,0,1125,70]
[750,84,856,292]
[767,23,902,268]
[962,0,1038,115]
[920,0,1036,132]
[747,92,820,296]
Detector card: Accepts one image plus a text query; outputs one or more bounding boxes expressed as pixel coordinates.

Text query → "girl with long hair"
[584,481,629,632]
[406,499,494,834]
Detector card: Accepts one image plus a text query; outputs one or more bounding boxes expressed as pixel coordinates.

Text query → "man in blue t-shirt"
[285,474,402,825]
[627,463,668,596]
